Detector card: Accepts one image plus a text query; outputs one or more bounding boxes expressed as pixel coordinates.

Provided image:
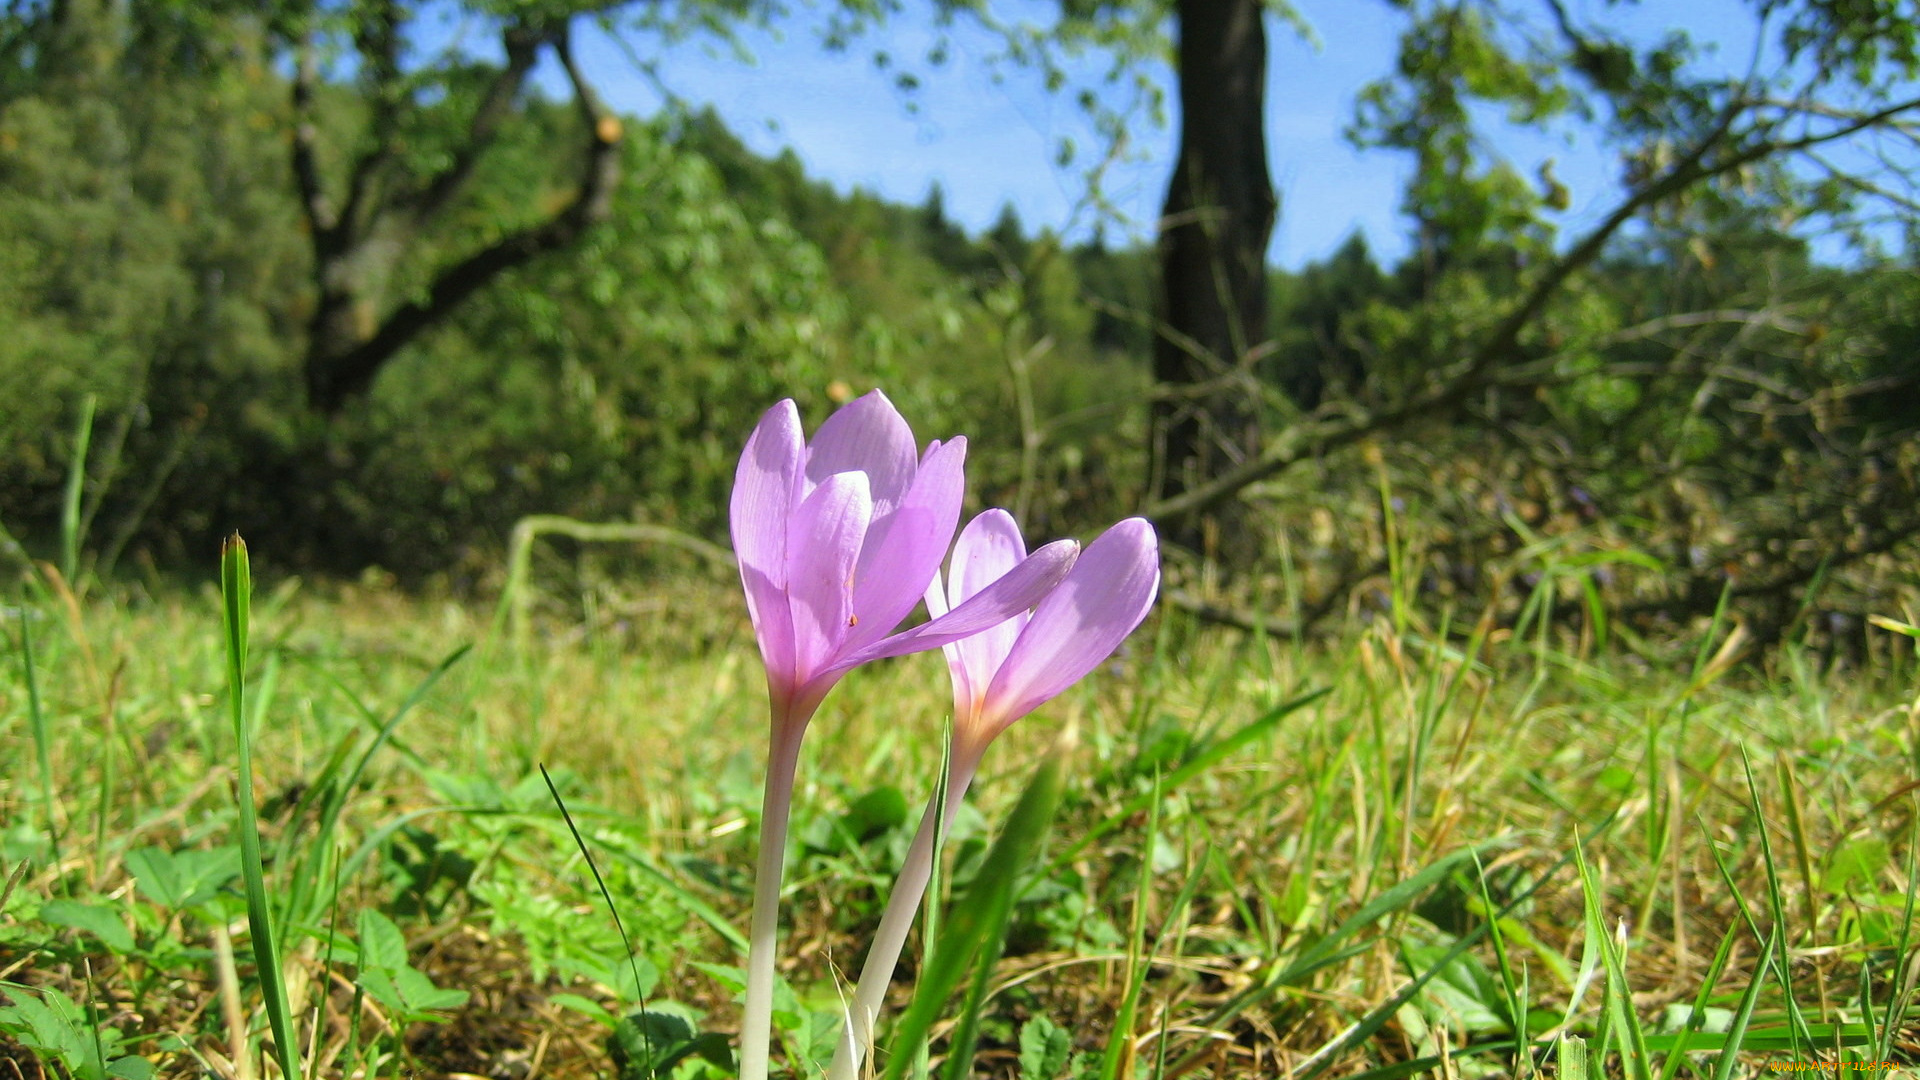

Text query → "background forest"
[4,1,1920,1077]
[3,0,1914,648]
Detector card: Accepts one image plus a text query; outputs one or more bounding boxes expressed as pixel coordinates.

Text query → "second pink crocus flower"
[829,511,1161,1080]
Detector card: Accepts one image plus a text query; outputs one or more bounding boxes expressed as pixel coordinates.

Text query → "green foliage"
[1304,0,1920,649]
[353,908,471,1023]
[1017,1013,1079,1080]
[610,1006,735,1080]
[123,845,240,913]
[1353,2,1569,263]
[0,985,155,1080]
[0,27,1154,578]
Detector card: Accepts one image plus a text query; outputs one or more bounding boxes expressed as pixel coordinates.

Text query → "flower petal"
[802,389,918,516]
[845,437,966,653]
[839,537,1080,670]
[943,509,1028,719]
[785,471,873,681]
[731,400,804,679]
[981,518,1159,728]
[920,573,969,723]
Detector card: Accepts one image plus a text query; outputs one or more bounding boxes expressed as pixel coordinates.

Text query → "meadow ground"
[1,560,1916,1079]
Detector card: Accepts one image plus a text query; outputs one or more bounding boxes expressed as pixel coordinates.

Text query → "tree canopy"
[3,0,1918,651]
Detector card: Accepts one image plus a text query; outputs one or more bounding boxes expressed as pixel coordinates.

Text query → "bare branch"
[310,20,624,412]
[290,33,337,237]
[1805,149,1920,215]
[338,0,407,241]
[402,18,551,227]
[1488,308,1809,388]
[1139,88,1920,527]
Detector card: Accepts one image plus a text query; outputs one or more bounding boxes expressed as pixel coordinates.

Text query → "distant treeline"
[4,1,1918,657]
[0,36,1155,581]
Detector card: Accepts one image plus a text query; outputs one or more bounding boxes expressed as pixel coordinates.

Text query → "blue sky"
[540,0,1771,270]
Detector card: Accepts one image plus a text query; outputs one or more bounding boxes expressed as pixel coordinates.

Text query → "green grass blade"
[1559,1034,1590,1080]
[1471,850,1528,1046]
[1683,578,1735,698]
[1701,815,1765,944]
[1548,1035,1585,1080]
[287,655,434,774]
[284,645,471,925]
[1875,818,1918,1061]
[936,901,1002,1080]
[583,831,749,955]
[334,645,470,810]
[1047,687,1328,873]
[270,727,360,919]
[309,851,344,1080]
[59,394,95,585]
[1654,919,1742,1080]
[1142,840,1209,1080]
[1644,1021,1874,1053]
[16,600,63,885]
[1574,836,1652,1080]
[1199,841,1487,1040]
[540,765,654,1021]
[887,743,1067,1080]
[222,535,300,1080]
[1774,753,1819,942]
[1098,770,1164,1080]
[1739,749,1815,1056]
[1710,925,1777,1080]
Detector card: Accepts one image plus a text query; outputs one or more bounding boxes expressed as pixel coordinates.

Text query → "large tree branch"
[290,33,338,240]
[337,0,406,242]
[400,18,550,228]
[1139,90,1920,526]
[309,23,623,413]
[1486,308,1809,388]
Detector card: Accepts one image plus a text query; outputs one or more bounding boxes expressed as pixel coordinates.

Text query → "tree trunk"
[1152,0,1277,561]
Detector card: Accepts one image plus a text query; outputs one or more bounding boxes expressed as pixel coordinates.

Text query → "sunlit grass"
[1,562,1915,1078]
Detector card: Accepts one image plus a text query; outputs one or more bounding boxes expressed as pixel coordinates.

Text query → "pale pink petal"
[844,438,967,653]
[981,519,1159,729]
[948,509,1029,607]
[922,572,951,620]
[731,400,804,679]
[785,472,873,681]
[922,572,970,721]
[838,538,1080,670]
[944,510,1028,719]
[802,390,917,515]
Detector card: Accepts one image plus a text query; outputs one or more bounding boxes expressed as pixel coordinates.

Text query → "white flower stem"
[741,709,810,1080]
[828,753,981,1080]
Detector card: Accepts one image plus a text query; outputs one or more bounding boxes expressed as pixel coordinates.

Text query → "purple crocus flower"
[830,512,1160,1080]
[927,513,1160,767]
[730,393,1078,1080]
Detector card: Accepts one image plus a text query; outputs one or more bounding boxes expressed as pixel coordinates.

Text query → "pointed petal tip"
[731,395,806,577]
[919,434,966,470]
[1037,536,1081,565]
[807,389,919,510]
[977,519,1159,727]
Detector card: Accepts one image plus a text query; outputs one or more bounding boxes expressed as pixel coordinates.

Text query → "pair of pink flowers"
[729,390,1160,1080]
